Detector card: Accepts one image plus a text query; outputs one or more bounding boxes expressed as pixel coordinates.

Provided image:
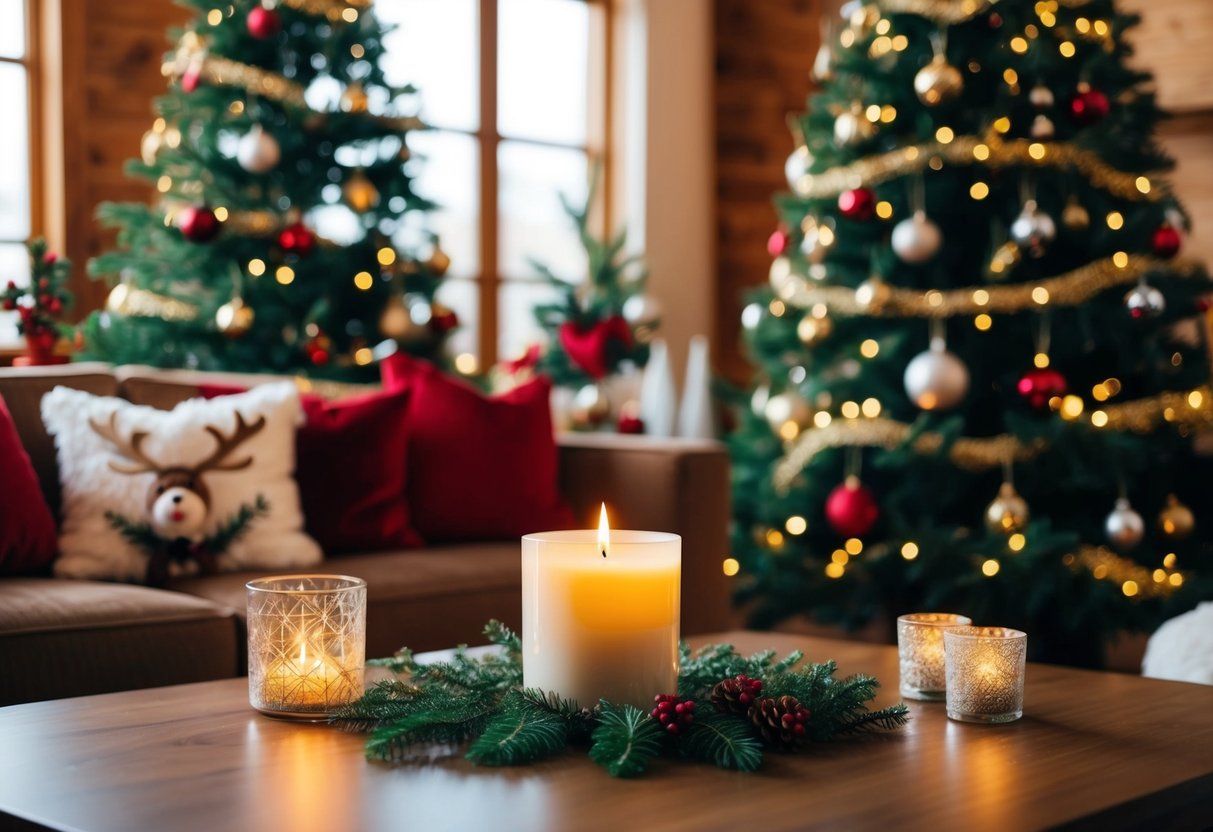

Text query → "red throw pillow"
[381,353,574,541]
[0,394,58,574]
[200,384,421,554]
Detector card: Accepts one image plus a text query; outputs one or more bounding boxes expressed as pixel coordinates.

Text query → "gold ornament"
[1069,546,1180,600]
[344,170,380,213]
[104,283,198,322]
[1062,197,1091,231]
[987,240,1022,280]
[797,312,833,346]
[847,4,880,38]
[215,296,255,337]
[427,244,451,276]
[834,102,876,147]
[140,129,163,166]
[571,383,610,430]
[913,55,964,106]
[340,82,369,114]
[378,294,427,344]
[985,482,1030,535]
[769,257,807,300]
[1157,494,1195,540]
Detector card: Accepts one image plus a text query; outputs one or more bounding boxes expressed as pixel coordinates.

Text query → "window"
[379,0,610,371]
[0,0,35,343]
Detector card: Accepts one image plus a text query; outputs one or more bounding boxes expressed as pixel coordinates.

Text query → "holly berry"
[1,299,14,311]
[1152,224,1182,259]
[838,187,876,221]
[246,5,282,39]
[710,674,764,715]
[651,694,696,735]
[1070,87,1110,126]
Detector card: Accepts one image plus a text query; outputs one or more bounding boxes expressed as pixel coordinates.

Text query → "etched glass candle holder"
[247,575,366,720]
[897,613,972,700]
[944,626,1027,724]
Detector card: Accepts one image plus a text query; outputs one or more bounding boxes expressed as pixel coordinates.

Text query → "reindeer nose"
[172,494,183,504]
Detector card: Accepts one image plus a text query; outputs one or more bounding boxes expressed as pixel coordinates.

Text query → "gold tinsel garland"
[105,284,199,322]
[279,0,372,23]
[793,134,1164,203]
[785,256,1204,316]
[879,0,1093,23]
[773,385,1213,492]
[1067,546,1181,599]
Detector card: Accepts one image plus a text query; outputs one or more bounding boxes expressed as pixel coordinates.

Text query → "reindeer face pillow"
[42,382,322,585]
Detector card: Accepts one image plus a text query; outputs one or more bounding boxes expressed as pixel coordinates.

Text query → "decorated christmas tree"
[79,0,454,378]
[731,0,1213,666]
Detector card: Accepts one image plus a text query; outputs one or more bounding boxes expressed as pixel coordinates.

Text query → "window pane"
[435,277,479,362]
[0,241,29,344]
[0,0,24,59]
[0,62,30,240]
[395,129,479,278]
[499,280,563,362]
[498,0,589,145]
[498,141,588,282]
[379,0,478,132]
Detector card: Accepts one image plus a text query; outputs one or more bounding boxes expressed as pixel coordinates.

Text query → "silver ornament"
[764,390,812,433]
[236,125,281,173]
[622,293,661,327]
[891,211,942,264]
[1029,84,1055,109]
[1030,114,1055,140]
[1124,280,1166,319]
[1105,497,1144,551]
[903,339,969,410]
[913,55,964,107]
[750,384,771,417]
[833,108,875,147]
[785,145,813,194]
[768,257,806,300]
[741,302,765,330]
[1009,200,1056,258]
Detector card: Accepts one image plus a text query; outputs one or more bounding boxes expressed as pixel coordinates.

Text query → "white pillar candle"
[522,507,681,709]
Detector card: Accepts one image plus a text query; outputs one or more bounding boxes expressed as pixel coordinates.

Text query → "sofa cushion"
[0,579,241,705]
[0,363,118,514]
[171,543,522,657]
[117,365,373,411]
[0,395,57,575]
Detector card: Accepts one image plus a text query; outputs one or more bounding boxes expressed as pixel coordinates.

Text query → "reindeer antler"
[88,412,162,475]
[195,411,267,473]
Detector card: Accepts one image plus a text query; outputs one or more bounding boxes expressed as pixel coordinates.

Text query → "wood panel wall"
[42,0,188,316]
[713,0,1213,384]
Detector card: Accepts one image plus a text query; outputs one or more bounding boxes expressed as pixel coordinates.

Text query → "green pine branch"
[679,712,763,772]
[207,494,270,554]
[105,511,162,555]
[588,703,665,778]
[466,691,569,767]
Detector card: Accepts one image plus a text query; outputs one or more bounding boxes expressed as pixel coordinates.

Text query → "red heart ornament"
[558,315,632,379]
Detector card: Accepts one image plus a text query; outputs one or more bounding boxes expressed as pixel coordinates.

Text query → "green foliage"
[2,239,73,337]
[678,642,804,699]
[679,712,763,772]
[104,511,163,553]
[588,703,665,778]
[207,494,270,553]
[466,690,569,767]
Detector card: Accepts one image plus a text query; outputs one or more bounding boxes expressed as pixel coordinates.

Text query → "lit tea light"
[897,613,973,700]
[522,504,681,709]
[247,575,367,720]
[944,626,1027,723]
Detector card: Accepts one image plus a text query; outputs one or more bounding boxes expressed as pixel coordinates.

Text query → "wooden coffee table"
[1,631,1210,832]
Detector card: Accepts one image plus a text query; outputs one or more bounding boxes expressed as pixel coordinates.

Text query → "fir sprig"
[679,712,763,772]
[588,703,665,778]
[467,690,569,766]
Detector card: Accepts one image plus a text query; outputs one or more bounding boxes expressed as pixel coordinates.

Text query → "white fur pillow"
[42,382,321,583]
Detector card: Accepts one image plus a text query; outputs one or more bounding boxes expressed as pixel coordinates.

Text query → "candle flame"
[598,502,610,557]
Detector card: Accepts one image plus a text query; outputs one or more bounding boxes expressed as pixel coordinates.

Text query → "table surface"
[1,631,1211,832]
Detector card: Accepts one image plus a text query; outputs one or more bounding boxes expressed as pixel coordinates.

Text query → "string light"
[1135,176,1151,194]
[1003,68,1018,85]
[861,398,882,417]
[832,550,850,565]
[860,339,880,358]
[841,401,861,419]
[1010,37,1028,53]
[936,126,955,144]
[353,271,373,290]
[377,247,397,266]
[248,258,266,277]
[1060,395,1084,419]
[866,104,882,122]
[779,421,800,441]
[722,558,741,577]
[1031,286,1050,304]
[972,143,990,161]
[982,559,1001,576]
[786,516,808,535]
[825,562,845,579]
[765,529,785,548]
[973,289,990,305]
[350,44,365,59]
[845,538,864,555]
[213,207,229,221]
[993,117,1011,133]
[1008,533,1026,552]
[1034,352,1050,368]
[157,176,172,193]
[1163,552,1177,569]
[275,266,295,285]
[814,411,832,428]
[1092,384,1109,401]
[876,201,894,219]
[901,542,919,560]
[207,8,223,25]
[341,7,359,21]
[354,347,374,366]
[1106,211,1124,230]
[975,313,993,330]
[1028,143,1046,160]
[1122,580,1138,597]
[970,182,989,199]
[1059,41,1076,57]
[769,299,786,317]
[455,353,479,374]
[1112,251,1129,268]
[1091,410,1108,427]
[880,105,898,123]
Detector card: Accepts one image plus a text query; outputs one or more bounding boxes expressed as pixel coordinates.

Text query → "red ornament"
[616,412,645,434]
[277,222,316,256]
[838,188,876,221]
[1070,87,1110,126]
[825,475,879,537]
[177,205,221,242]
[43,252,58,265]
[429,303,459,334]
[1017,366,1067,411]
[1,299,13,311]
[558,315,632,379]
[47,298,63,315]
[246,5,283,39]
[767,226,791,257]
[988,12,1003,27]
[181,63,202,93]
[651,694,696,735]
[504,343,542,374]
[1152,224,1182,259]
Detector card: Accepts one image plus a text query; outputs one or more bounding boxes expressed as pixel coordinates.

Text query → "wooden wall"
[713,0,1213,384]
[43,0,188,315]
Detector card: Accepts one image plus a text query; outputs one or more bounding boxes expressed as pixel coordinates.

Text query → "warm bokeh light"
[901,542,919,560]
[722,558,741,577]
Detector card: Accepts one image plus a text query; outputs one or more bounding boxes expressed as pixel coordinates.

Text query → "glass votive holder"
[247,575,367,720]
[943,626,1027,724]
[897,613,973,700]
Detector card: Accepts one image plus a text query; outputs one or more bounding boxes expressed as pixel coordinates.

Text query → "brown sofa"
[0,363,732,706]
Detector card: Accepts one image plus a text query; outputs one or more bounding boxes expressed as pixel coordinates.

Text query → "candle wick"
[601,547,607,558]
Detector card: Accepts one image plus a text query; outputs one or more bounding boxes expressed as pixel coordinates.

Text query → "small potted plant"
[2,239,72,366]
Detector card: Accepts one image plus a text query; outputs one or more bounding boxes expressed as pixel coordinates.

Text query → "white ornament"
[1142,602,1213,686]
[833,109,871,147]
[1009,200,1056,258]
[741,302,765,330]
[903,337,969,410]
[764,390,812,433]
[622,293,662,327]
[1030,114,1055,140]
[141,130,163,166]
[750,384,771,418]
[236,125,281,173]
[1105,497,1144,551]
[891,211,942,264]
[1029,84,1055,109]
[785,145,813,194]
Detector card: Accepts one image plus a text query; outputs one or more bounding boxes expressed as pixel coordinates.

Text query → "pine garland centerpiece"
[330,621,909,778]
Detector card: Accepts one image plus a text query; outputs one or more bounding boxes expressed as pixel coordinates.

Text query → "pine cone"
[748,695,811,750]
[710,674,763,715]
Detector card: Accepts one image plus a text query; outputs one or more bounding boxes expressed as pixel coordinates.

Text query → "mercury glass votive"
[944,626,1027,724]
[897,613,973,700]
[247,575,366,720]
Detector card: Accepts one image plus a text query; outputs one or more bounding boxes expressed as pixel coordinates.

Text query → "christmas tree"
[731,0,1213,666]
[79,0,454,378]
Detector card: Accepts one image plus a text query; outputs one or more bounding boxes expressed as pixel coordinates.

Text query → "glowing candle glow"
[897,612,972,700]
[523,505,681,708]
[944,626,1027,723]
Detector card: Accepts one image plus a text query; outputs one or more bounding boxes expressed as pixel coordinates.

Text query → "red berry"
[38,278,49,289]
[794,723,806,736]
[666,724,679,734]
[43,252,57,265]
[5,280,15,290]
[739,692,752,705]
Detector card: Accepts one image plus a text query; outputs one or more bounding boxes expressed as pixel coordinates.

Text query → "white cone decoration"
[678,335,714,439]
[640,338,677,438]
